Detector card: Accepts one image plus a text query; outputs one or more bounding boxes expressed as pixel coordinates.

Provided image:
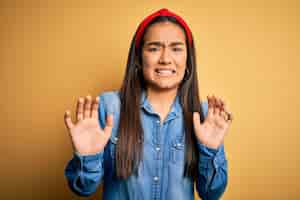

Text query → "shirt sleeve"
[196,142,228,200]
[195,101,228,200]
[64,94,107,196]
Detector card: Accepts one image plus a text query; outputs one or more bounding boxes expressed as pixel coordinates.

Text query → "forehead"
[143,22,186,43]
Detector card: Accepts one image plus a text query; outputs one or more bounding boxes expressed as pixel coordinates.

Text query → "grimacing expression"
[141,21,187,91]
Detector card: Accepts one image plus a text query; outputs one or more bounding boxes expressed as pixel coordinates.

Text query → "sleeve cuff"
[198,142,227,170]
[198,142,219,157]
[73,151,104,172]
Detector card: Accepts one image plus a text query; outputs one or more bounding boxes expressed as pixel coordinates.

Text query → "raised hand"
[193,95,233,150]
[64,95,113,155]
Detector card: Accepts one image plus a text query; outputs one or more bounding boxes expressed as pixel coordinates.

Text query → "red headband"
[135,8,193,49]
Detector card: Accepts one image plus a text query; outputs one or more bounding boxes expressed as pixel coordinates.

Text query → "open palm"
[64,95,113,155]
[193,95,233,150]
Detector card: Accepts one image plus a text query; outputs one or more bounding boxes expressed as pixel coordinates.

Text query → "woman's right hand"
[63,95,113,156]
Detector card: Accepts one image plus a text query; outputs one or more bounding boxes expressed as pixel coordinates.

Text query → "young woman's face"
[141,21,187,91]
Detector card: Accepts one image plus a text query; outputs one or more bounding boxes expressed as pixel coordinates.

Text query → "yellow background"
[1,0,299,199]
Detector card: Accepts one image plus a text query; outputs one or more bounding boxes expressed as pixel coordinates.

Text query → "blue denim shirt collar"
[140,89,182,122]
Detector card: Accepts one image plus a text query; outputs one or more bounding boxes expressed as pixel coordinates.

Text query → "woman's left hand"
[193,95,233,150]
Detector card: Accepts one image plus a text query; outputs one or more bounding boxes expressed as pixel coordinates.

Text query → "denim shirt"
[65,91,228,200]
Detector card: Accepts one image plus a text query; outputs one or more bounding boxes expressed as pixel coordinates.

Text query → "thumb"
[64,110,74,130]
[104,114,114,136]
[193,112,202,134]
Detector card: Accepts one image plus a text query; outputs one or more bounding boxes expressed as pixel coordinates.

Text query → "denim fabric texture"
[65,91,228,200]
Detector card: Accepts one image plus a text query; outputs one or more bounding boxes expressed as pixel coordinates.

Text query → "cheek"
[142,53,158,68]
[175,55,187,72]
[142,65,154,80]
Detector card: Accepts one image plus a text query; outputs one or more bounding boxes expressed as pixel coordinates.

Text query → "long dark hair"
[116,16,205,180]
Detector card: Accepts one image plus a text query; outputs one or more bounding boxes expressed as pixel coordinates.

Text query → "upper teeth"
[156,69,175,74]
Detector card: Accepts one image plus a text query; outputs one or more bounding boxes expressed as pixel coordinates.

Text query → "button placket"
[154,118,162,160]
[152,119,161,145]
[152,117,162,200]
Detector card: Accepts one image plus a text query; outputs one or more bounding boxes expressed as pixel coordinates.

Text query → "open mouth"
[155,68,176,76]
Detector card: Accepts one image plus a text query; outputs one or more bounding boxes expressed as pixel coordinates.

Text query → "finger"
[220,110,228,121]
[222,102,233,123]
[215,96,223,116]
[193,112,201,133]
[76,97,84,122]
[104,114,114,137]
[64,110,74,130]
[211,94,216,114]
[91,96,99,119]
[227,111,234,122]
[83,95,92,119]
[222,103,230,117]
[212,95,220,115]
[207,95,214,119]
[219,97,225,112]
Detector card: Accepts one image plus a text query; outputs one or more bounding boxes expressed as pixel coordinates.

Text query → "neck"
[146,87,178,121]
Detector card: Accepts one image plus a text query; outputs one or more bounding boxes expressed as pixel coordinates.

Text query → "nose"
[158,48,172,65]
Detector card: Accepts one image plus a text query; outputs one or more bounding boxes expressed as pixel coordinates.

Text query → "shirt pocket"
[170,137,185,164]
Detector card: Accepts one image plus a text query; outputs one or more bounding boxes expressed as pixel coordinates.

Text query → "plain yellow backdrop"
[1,0,299,199]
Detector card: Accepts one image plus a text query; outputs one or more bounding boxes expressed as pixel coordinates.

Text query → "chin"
[144,75,184,91]
[149,82,181,91]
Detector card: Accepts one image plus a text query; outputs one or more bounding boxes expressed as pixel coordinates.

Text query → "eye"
[148,47,159,52]
[172,48,183,52]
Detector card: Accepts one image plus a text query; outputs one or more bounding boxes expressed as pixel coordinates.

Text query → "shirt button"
[155,147,160,151]
[153,176,159,181]
[156,120,160,124]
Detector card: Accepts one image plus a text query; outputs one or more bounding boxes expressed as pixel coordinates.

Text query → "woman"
[64,8,233,200]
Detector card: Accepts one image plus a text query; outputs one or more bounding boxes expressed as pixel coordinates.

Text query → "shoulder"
[99,90,120,102]
[200,101,209,118]
[98,90,121,115]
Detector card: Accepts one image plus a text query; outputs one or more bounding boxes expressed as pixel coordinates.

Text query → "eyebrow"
[144,41,185,47]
